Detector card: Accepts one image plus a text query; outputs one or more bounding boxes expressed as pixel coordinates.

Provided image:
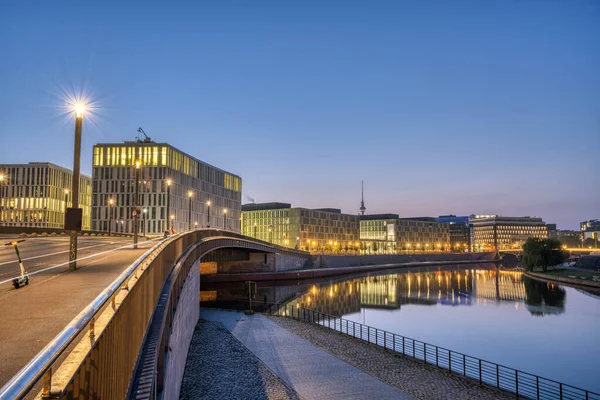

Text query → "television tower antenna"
[359,181,366,215]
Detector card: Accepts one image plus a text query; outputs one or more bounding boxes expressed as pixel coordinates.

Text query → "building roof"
[360,214,400,221]
[313,208,341,214]
[399,217,437,222]
[241,202,291,212]
[94,141,241,178]
[0,162,92,179]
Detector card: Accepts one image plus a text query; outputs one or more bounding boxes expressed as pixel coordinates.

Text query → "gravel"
[266,315,515,400]
[180,319,301,400]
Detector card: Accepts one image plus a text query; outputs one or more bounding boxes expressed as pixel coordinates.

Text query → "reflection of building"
[0,162,92,230]
[436,215,471,250]
[469,215,548,251]
[360,275,401,309]
[289,282,361,316]
[360,214,450,254]
[241,203,360,250]
[91,141,242,234]
[472,270,526,302]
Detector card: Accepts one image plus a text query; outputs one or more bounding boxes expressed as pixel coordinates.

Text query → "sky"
[0,1,598,230]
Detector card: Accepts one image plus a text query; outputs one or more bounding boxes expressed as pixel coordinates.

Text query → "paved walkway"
[201,309,415,400]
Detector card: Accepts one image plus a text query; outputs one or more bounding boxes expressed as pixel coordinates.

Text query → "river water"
[201,265,600,393]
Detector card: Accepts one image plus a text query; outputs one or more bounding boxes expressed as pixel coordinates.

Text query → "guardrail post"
[376,329,378,346]
[89,316,95,339]
[384,332,386,349]
[496,365,499,388]
[463,354,466,376]
[436,346,438,366]
[479,359,482,384]
[560,383,563,400]
[516,370,519,398]
[368,326,370,343]
[393,334,395,352]
[413,340,415,358]
[449,351,452,373]
[536,376,539,399]
[424,343,427,364]
[41,368,52,398]
[402,336,405,355]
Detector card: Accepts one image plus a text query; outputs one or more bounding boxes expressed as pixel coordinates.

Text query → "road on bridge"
[0,235,158,388]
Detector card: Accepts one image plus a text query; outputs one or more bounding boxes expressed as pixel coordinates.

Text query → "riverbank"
[265,315,513,400]
[202,258,498,282]
[525,270,600,291]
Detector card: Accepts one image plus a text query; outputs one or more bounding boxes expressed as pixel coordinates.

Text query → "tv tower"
[359,181,366,215]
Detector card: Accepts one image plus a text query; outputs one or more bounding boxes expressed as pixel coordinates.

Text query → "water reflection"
[282,269,567,317]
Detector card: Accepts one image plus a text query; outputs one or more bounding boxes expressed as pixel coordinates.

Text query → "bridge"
[0,230,310,400]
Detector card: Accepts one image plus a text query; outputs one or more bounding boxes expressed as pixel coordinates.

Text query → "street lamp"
[223,208,228,230]
[253,222,257,238]
[142,208,147,237]
[206,200,211,228]
[68,102,85,271]
[165,179,172,234]
[0,174,5,230]
[133,161,141,249]
[188,190,193,231]
[170,214,175,233]
[108,198,114,237]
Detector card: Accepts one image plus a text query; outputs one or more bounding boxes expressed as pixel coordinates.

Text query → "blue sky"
[1,1,598,229]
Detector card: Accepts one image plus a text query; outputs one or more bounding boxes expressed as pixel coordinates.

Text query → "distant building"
[360,214,450,253]
[580,219,600,247]
[436,215,471,250]
[556,230,582,248]
[546,223,557,239]
[0,162,91,230]
[241,202,360,250]
[91,141,242,235]
[469,215,548,251]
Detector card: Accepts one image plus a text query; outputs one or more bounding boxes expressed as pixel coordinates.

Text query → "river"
[201,265,600,394]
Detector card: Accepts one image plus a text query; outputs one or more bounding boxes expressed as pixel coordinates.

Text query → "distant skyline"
[1,1,598,230]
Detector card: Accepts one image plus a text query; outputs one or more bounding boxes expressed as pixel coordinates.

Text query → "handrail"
[274,304,600,400]
[0,235,176,400]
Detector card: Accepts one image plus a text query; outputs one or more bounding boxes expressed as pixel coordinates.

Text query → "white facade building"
[91,141,242,235]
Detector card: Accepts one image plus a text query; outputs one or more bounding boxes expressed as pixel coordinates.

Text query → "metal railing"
[0,229,301,400]
[0,235,176,400]
[273,305,600,400]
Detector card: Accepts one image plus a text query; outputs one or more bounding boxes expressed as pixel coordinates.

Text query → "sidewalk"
[200,309,415,400]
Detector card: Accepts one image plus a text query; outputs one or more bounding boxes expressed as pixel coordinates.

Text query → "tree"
[521,238,568,272]
[372,241,378,253]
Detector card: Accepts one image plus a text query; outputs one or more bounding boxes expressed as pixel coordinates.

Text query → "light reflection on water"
[282,268,600,393]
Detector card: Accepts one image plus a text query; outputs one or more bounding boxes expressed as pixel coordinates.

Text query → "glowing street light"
[206,200,211,228]
[223,208,228,230]
[166,179,172,233]
[188,190,193,231]
[133,161,141,249]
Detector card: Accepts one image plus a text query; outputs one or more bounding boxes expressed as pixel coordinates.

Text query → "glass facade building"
[435,215,471,251]
[0,162,92,230]
[469,215,548,251]
[360,214,451,253]
[241,202,360,251]
[91,142,242,235]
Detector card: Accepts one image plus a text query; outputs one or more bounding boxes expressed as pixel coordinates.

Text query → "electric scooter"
[5,240,29,289]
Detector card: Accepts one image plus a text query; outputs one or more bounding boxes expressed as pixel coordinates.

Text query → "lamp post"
[268,225,273,243]
[68,103,84,271]
[188,190,193,231]
[0,174,4,231]
[206,200,211,228]
[253,222,257,238]
[142,208,147,237]
[108,198,114,236]
[133,161,140,249]
[194,221,198,230]
[170,214,175,233]
[165,179,171,234]
[223,208,228,230]
[63,189,69,217]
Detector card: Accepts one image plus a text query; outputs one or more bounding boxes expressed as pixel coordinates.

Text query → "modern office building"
[580,219,600,247]
[436,215,471,251]
[546,223,557,239]
[556,230,582,248]
[91,140,242,235]
[360,214,450,253]
[241,202,360,250]
[0,162,92,230]
[469,215,548,251]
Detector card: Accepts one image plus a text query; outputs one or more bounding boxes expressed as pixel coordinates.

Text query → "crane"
[137,127,152,143]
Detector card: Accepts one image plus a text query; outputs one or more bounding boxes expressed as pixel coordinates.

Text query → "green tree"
[372,241,378,253]
[521,238,568,272]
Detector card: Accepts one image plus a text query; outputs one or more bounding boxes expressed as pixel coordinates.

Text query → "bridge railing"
[273,304,600,400]
[0,229,301,400]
